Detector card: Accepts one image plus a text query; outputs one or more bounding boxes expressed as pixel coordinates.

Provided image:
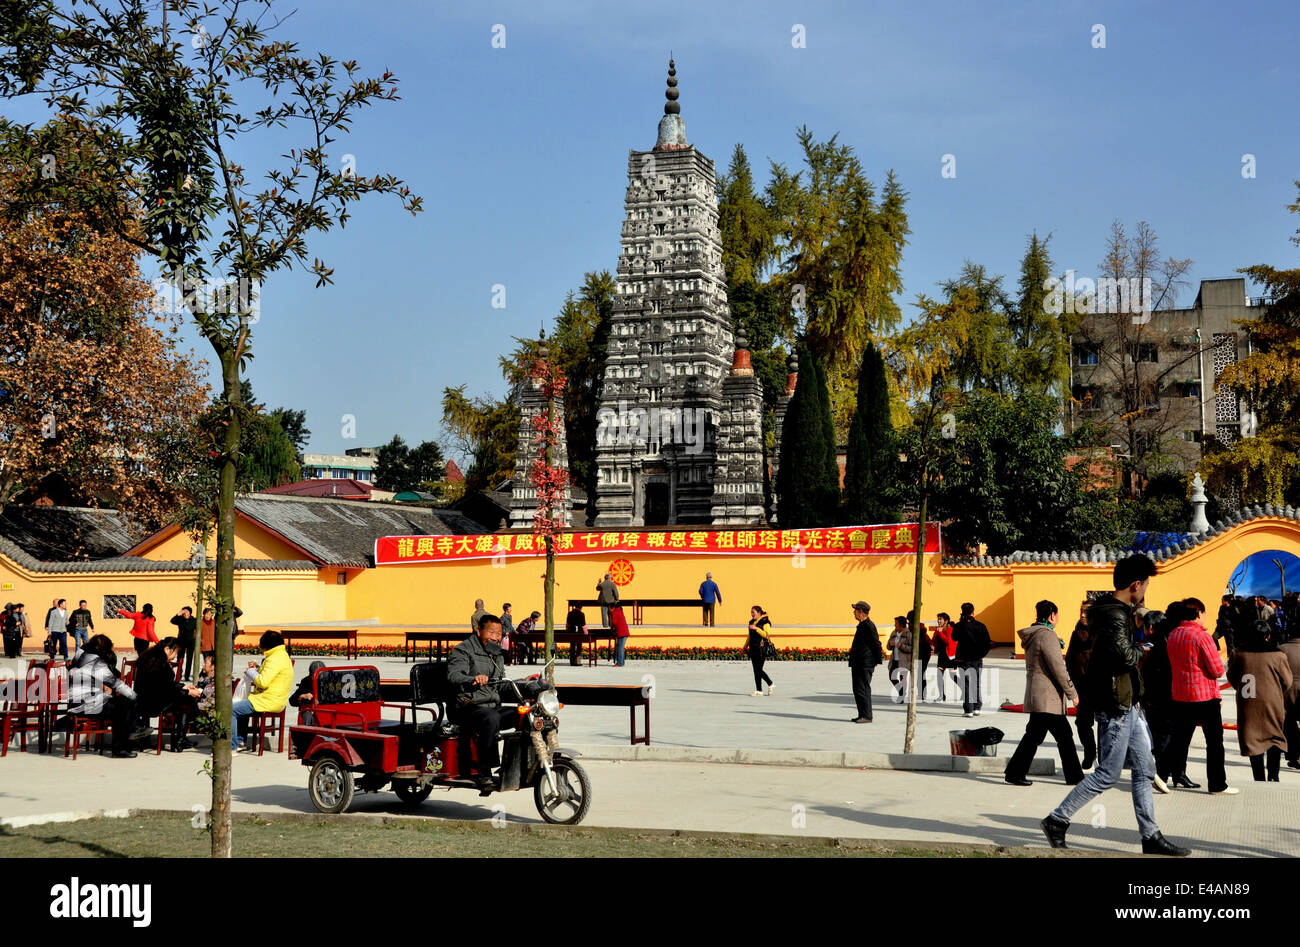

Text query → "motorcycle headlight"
[536,689,560,718]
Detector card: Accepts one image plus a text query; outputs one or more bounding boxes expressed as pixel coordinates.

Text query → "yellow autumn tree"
[0,122,209,529]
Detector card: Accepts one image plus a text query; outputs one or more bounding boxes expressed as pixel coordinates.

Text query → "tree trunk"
[191,524,210,685]
[543,392,556,685]
[210,348,239,858]
[903,490,928,754]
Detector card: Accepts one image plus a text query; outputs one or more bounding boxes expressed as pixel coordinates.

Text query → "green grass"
[0,812,1025,858]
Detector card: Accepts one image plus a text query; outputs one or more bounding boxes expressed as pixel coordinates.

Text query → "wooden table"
[567,597,704,625]
[279,628,359,659]
[513,630,616,667]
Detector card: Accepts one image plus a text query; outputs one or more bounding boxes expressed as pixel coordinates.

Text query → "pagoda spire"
[655,57,688,150]
[664,58,680,114]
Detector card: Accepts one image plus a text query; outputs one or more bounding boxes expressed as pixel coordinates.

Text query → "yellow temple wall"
[4,517,1296,655]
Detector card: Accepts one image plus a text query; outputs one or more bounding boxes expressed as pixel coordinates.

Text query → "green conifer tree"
[842,341,897,523]
[775,345,827,527]
[813,355,841,525]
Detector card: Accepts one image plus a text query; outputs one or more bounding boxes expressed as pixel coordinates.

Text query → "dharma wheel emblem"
[609,558,635,586]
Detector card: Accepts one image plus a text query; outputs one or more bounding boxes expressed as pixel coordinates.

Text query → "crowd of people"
[4,591,283,758]
[1031,557,1299,856]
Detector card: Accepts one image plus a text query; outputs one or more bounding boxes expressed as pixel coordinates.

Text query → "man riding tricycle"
[288,614,591,824]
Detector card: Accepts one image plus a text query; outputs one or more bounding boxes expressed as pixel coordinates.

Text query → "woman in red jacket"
[119,603,158,657]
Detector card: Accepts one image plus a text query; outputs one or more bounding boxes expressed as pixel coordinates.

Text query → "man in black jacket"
[1041,555,1191,857]
[848,601,884,723]
[952,603,991,716]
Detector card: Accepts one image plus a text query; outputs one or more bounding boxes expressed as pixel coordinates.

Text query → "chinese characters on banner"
[374,524,941,565]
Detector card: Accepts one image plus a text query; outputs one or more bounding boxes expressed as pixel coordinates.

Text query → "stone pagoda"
[592,60,766,527]
[508,333,573,530]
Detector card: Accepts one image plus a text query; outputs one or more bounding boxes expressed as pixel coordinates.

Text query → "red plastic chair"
[245,709,286,755]
[63,714,112,759]
[1,668,45,756]
[32,662,69,754]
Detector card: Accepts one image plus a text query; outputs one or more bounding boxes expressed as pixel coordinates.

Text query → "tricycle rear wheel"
[393,781,433,805]
[308,756,355,814]
[533,757,591,825]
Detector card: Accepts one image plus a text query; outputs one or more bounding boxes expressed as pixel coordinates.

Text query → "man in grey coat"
[596,574,619,627]
[448,613,518,791]
[1003,600,1082,786]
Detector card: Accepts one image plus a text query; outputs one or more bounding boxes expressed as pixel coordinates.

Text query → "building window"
[620,469,630,484]
[336,571,347,586]
[1177,381,1202,399]
[1128,342,1158,363]
[1072,385,1100,412]
[1074,344,1100,366]
[1183,430,1203,443]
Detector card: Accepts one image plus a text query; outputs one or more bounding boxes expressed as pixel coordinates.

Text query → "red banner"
[374,524,941,565]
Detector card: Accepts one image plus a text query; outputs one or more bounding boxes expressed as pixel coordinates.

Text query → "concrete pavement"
[2,655,1295,856]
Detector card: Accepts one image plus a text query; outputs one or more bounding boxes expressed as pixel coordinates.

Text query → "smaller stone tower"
[508,333,573,529]
[710,325,766,525]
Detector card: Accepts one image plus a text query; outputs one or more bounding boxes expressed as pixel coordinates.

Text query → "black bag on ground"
[966,726,1004,747]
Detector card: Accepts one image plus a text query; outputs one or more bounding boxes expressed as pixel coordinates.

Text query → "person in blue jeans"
[698,573,722,627]
[1041,555,1191,856]
[69,600,95,655]
[610,605,630,666]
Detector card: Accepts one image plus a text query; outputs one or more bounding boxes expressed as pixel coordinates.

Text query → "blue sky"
[9,0,1300,462]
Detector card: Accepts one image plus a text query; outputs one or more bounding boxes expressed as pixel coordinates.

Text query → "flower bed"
[234,644,849,661]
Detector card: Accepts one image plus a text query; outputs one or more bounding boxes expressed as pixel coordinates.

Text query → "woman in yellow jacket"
[231,630,293,752]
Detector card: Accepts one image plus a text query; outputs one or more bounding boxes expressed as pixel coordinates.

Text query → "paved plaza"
[2,648,1296,856]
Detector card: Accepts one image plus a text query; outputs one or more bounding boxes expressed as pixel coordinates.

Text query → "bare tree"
[1067,221,1206,488]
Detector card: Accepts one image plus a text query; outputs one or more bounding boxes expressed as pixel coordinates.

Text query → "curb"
[567,744,1056,775]
[0,808,137,829]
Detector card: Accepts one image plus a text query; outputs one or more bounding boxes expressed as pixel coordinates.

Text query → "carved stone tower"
[593,60,759,527]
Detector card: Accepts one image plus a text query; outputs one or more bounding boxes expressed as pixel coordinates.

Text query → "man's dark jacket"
[447,634,510,706]
[170,614,197,644]
[1083,594,1144,714]
[849,619,883,668]
[69,608,95,632]
[953,617,991,663]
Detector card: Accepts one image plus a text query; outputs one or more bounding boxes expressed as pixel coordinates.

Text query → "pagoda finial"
[664,58,680,115]
[655,58,688,150]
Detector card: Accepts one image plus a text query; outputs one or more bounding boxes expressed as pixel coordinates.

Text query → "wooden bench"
[279,628,358,659]
[379,679,651,746]
[555,684,651,745]
[403,631,470,663]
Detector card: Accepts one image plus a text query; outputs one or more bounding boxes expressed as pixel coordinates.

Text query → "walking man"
[470,598,486,636]
[1004,601,1083,786]
[699,572,722,627]
[1041,554,1191,856]
[848,601,883,723]
[45,598,69,660]
[596,573,619,628]
[69,599,95,655]
[952,603,990,717]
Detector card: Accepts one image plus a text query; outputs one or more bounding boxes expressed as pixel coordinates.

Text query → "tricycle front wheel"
[308,756,355,814]
[534,757,591,825]
[393,781,433,805]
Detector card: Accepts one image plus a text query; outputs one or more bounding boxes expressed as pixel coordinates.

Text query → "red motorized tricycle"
[288,663,591,824]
